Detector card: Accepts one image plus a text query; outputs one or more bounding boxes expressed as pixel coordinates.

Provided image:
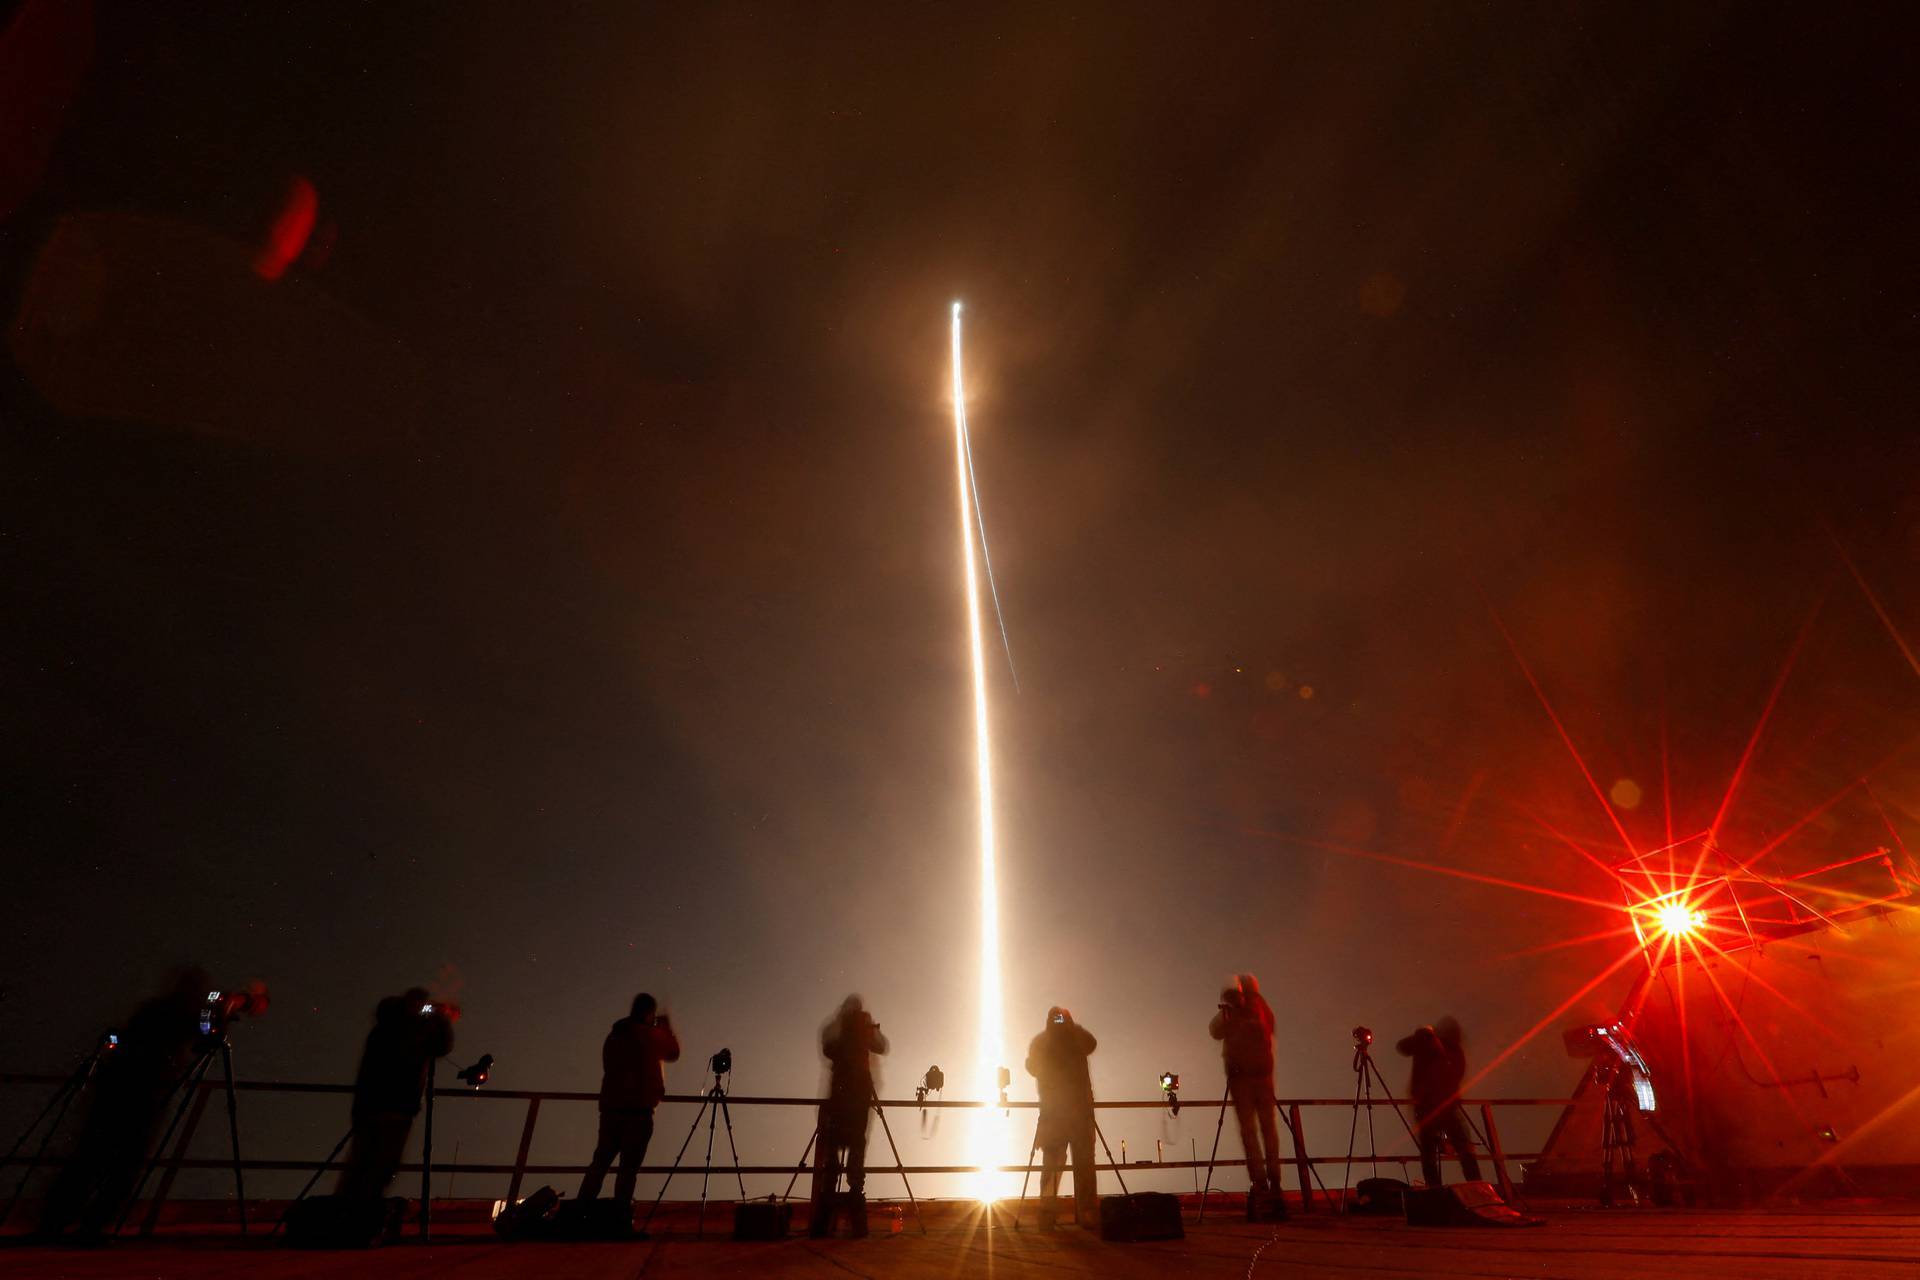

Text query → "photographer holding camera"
[809,995,888,1238]
[1209,973,1284,1215]
[1025,1005,1099,1230]
[1396,1016,1481,1188]
[578,992,681,1215]
[337,988,456,1200]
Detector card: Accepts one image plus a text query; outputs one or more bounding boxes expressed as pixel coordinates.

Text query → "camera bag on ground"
[733,1195,794,1240]
[1403,1180,1544,1228]
[280,1194,406,1248]
[1349,1176,1410,1215]
[490,1185,561,1239]
[1098,1191,1184,1242]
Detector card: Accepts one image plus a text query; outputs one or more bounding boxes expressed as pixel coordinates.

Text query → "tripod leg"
[1365,1076,1379,1178]
[274,1128,354,1235]
[1092,1117,1128,1197]
[218,1042,247,1234]
[1011,1115,1040,1231]
[870,1094,924,1235]
[698,1090,721,1239]
[0,1062,90,1229]
[1366,1057,1420,1143]
[1339,1062,1365,1213]
[780,1128,819,1203]
[719,1095,748,1203]
[1199,1079,1231,1225]
[117,1049,214,1236]
[420,1058,435,1241]
[643,1096,710,1234]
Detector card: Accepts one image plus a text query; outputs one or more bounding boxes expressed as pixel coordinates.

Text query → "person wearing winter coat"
[1396,1016,1481,1187]
[1025,1006,1099,1229]
[579,992,681,1209]
[1209,973,1283,1204]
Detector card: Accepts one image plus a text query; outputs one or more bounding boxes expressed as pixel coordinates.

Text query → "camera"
[710,1047,733,1077]
[1564,1022,1657,1114]
[1351,1025,1373,1048]
[455,1053,494,1087]
[1158,1070,1182,1116]
[198,984,269,1039]
[916,1064,945,1105]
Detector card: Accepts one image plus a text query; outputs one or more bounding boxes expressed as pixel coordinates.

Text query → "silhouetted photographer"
[1025,1005,1098,1230]
[809,995,888,1239]
[336,989,455,1200]
[33,969,209,1242]
[1396,1016,1481,1187]
[1210,973,1284,1213]
[578,992,680,1214]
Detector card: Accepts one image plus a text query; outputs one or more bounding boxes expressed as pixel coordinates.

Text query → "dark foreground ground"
[7,1201,1920,1279]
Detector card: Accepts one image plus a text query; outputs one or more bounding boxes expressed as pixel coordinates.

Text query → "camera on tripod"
[1564,1021,1656,1113]
[915,1064,944,1104]
[1158,1070,1181,1116]
[198,984,269,1040]
[455,1054,494,1088]
[1351,1025,1373,1048]
[709,1047,733,1078]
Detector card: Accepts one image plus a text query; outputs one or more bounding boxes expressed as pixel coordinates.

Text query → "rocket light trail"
[951,302,1009,1200]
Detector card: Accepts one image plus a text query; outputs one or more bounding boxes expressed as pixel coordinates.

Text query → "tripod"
[0,1032,117,1229]
[1197,1079,1333,1223]
[1598,1079,1642,1208]
[272,1126,355,1237]
[644,1070,747,1238]
[1010,1110,1128,1230]
[780,1087,925,1236]
[116,1035,248,1237]
[1339,1036,1416,1212]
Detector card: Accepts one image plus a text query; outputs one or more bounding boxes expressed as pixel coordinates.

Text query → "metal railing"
[2,1072,1572,1232]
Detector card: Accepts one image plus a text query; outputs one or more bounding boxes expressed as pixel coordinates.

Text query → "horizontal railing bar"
[0,1075,1572,1109]
[2,1155,1541,1176]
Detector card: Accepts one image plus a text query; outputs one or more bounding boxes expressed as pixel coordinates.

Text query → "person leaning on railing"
[337,988,455,1201]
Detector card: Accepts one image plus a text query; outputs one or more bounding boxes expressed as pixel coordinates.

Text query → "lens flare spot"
[1609,777,1643,810]
[1654,901,1705,937]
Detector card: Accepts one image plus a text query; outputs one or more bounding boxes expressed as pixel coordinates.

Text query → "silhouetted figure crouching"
[336,989,455,1201]
[1397,1016,1481,1188]
[35,969,209,1242]
[809,995,887,1238]
[578,993,680,1215]
[1026,1006,1098,1230]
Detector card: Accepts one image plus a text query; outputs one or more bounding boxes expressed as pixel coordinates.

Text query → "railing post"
[140,1082,212,1236]
[1287,1103,1312,1212]
[505,1096,541,1206]
[1480,1103,1515,1203]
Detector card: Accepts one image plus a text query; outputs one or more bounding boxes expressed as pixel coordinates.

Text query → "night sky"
[3,2,1918,1193]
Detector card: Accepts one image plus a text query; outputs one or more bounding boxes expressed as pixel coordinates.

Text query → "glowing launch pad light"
[950,302,1010,1201]
[1654,902,1705,938]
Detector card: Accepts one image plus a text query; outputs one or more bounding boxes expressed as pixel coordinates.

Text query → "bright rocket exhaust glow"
[951,301,1009,1200]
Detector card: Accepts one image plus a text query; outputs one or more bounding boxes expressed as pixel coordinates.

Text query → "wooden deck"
[7,1203,1920,1278]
